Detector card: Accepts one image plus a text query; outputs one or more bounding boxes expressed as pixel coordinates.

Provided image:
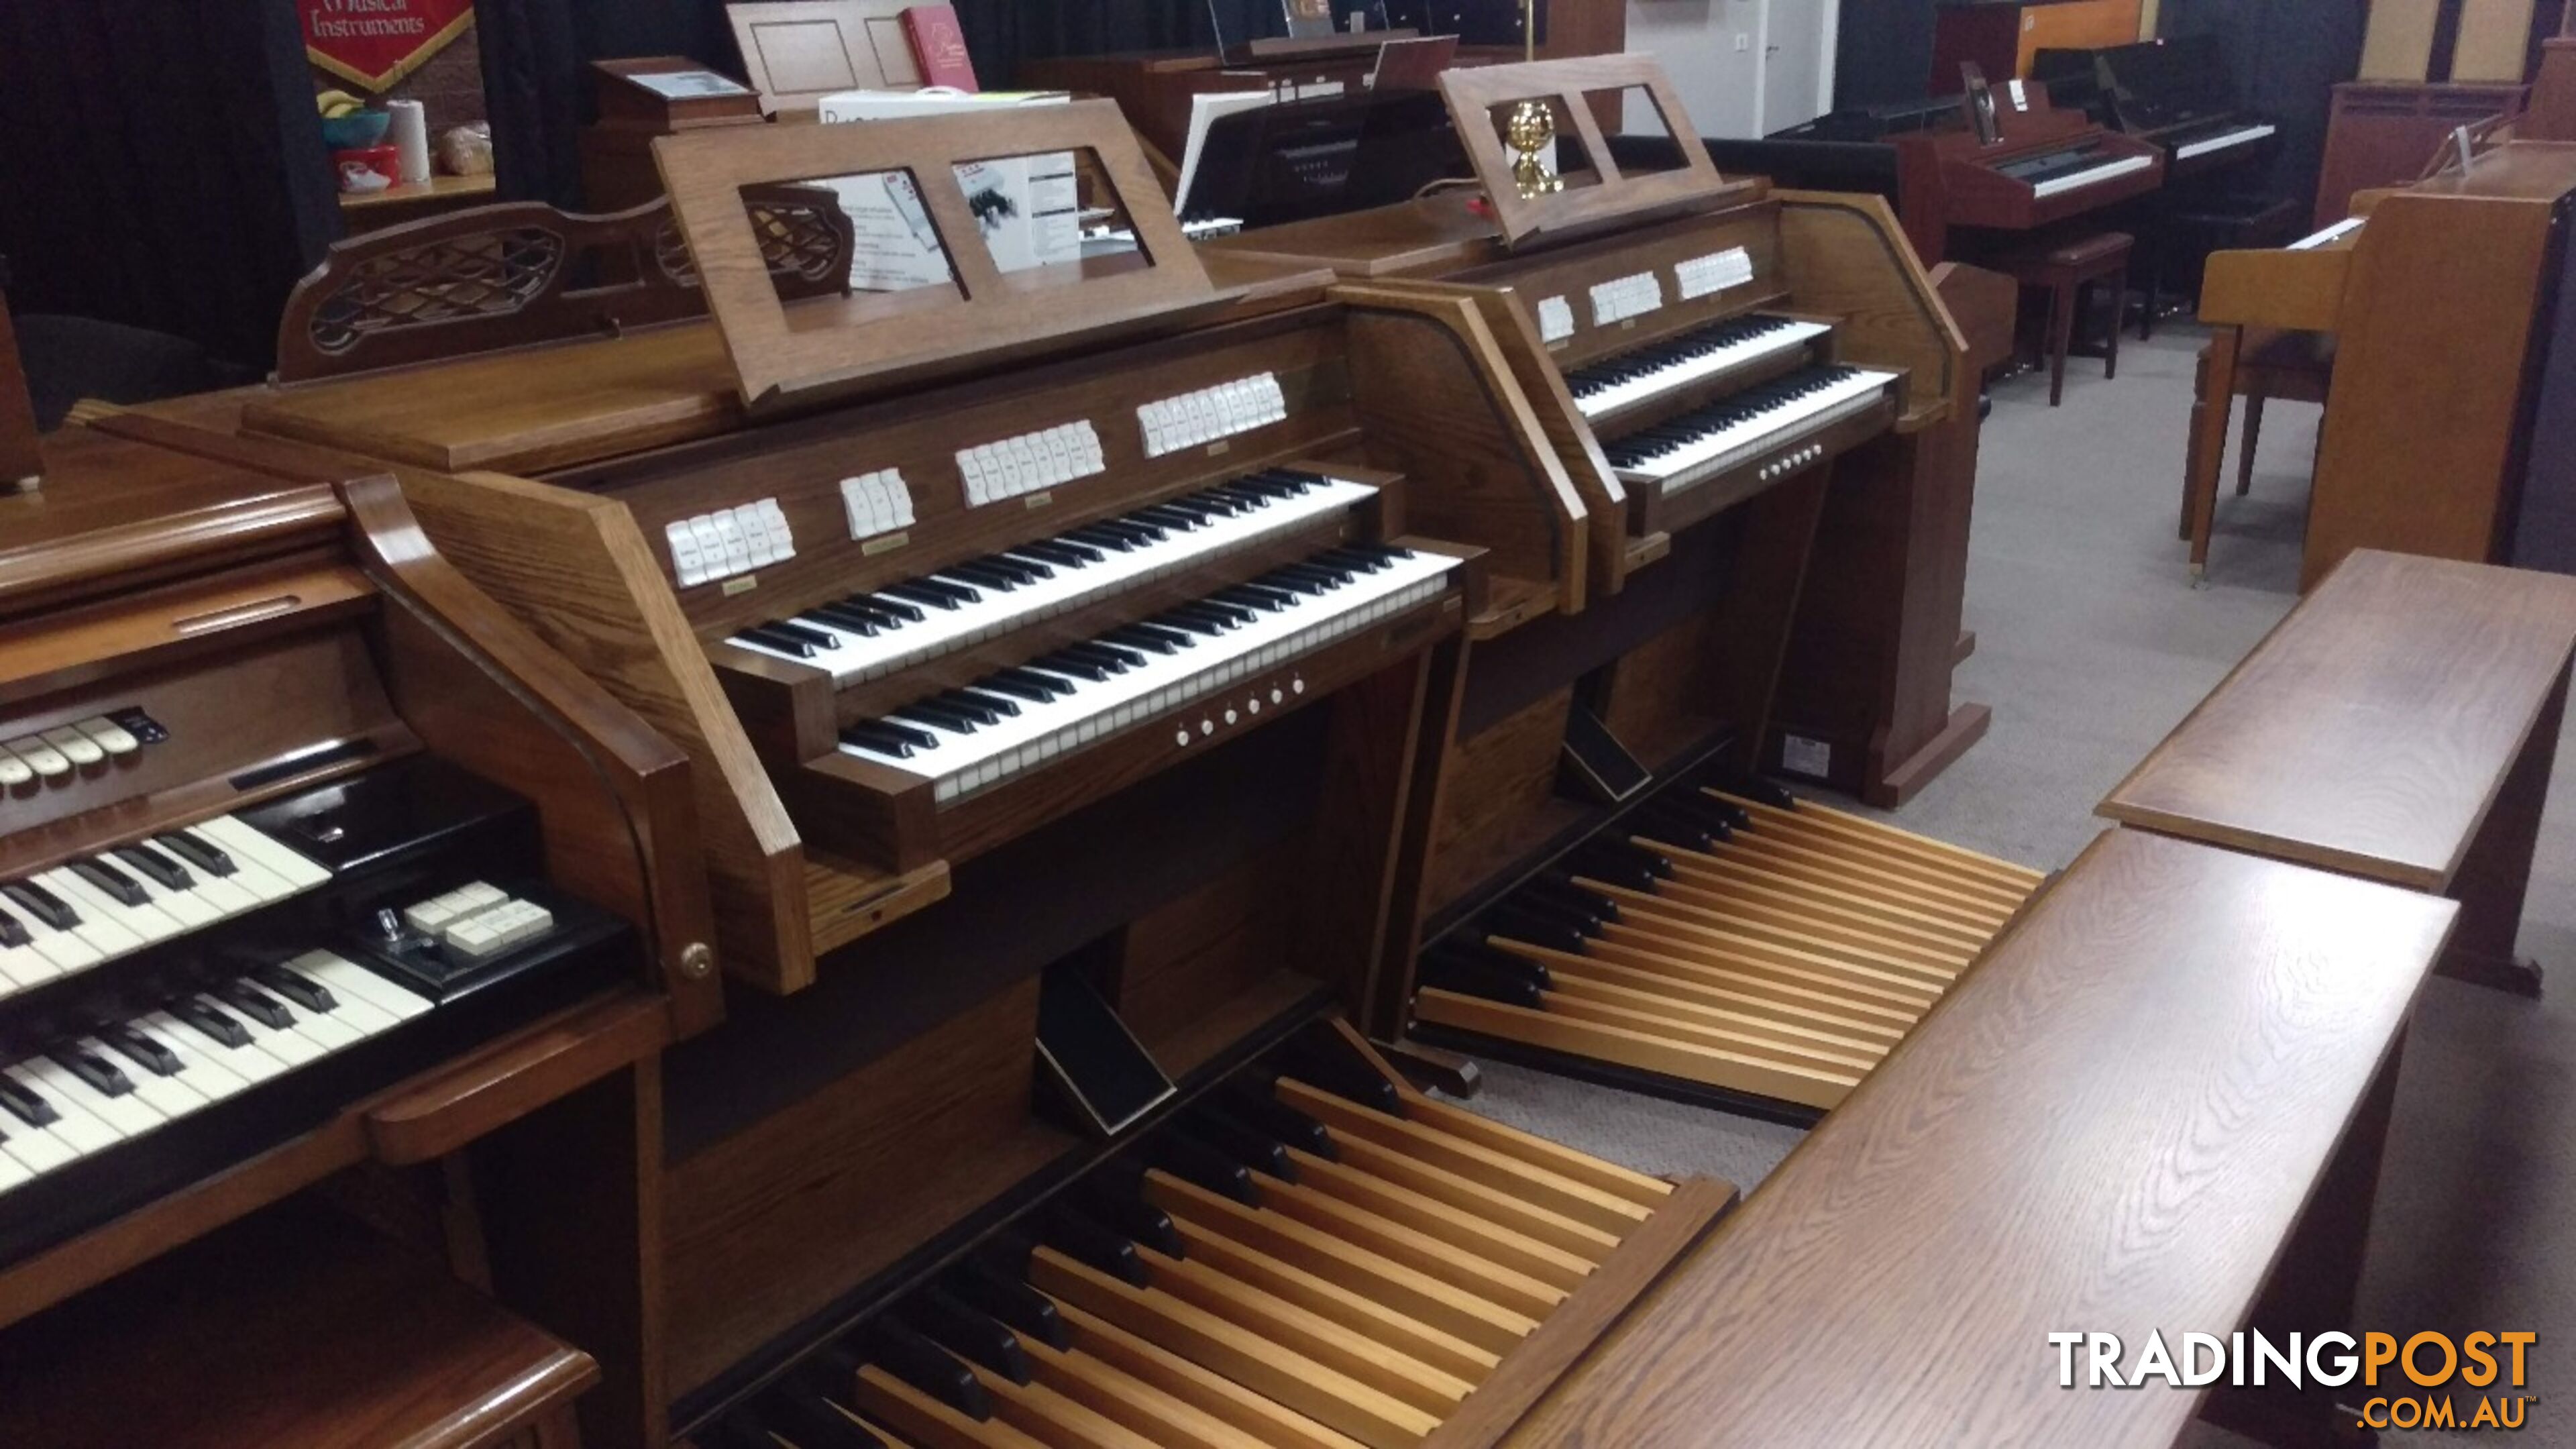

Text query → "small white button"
[1199,720,1214,737]
[5,737,70,779]
[1291,678,1305,695]
[72,716,139,756]
[40,727,105,767]
[1246,698,1260,714]
[1224,708,1238,725]
[1175,729,1191,747]
[1271,688,1285,704]
[0,751,31,788]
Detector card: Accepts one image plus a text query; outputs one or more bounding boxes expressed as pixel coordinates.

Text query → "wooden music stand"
[1436,56,1738,248]
[726,0,922,117]
[653,99,1236,411]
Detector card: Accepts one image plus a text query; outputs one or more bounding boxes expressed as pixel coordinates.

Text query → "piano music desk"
[1489,826,2457,1448]
[2103,549,2576,996]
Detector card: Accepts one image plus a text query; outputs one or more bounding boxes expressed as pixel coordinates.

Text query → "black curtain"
[1833,0,1942,111]
[0,0,337,369]
[2155,0,2366,212]
[476,0,1289,208]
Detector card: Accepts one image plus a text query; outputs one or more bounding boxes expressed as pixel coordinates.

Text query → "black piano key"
[1127,621,1196,649]
[807,603,883,637]
[882,582,963,611]
[929,692,1003,727]
[861,1318,991,1419]
[1213,586,1289,614]
[254,963,337,1012]
[920,576,987,604]
[1102,517,1167,543]
[944,1260,1071,1350]
[903,1285,1031,1384]
[1420,948,1547,1008]
[892,703,978,736]
[1276,1036,1403,1114]
[160,828,237,877]
[1017,538,1098,567]
[951,688,1021,719]
[2,880,78,930]
[1071,1165,1186,1258]
[1133,505,1204,531]
[1505,888,1605,936]
[840,722,919,759]
[1069,640,1144,669]
[740,625,818,659]
[1487,905,1587,953]
[219,979,295,1030]
[978,673,1061,705]
[1104,625,1176,655]
[115,843,193,892]
[174,995,254,1049]
[1183,1104,1297,1181]
[1148,1130,1260,1205]
[997,550,1059,579]
[771,620,842,651]
[945,560,1022,591]
[51,1044,136,1097]
[856,592,925,623]
[100,1023,184,1077]
[1034,651,1112,682]
[0,1071,60,1127]
[0,901,25,949]
[1063,525,1137,552]
[1037,1199,1148,1285]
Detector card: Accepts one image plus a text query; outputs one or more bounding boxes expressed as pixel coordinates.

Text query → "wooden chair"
[1994,230,2131,405]
[2177,327,2337,557]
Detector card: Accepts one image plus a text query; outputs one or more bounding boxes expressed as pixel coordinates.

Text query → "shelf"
[339,172,497,212]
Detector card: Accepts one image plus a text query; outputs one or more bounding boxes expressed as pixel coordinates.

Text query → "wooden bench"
[1479,826,2459,1448]
[2102,548,2576,995]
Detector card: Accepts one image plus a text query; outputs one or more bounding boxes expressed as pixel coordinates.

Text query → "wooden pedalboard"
[1412,769,2044,1121]
[684,1018,1734,1449]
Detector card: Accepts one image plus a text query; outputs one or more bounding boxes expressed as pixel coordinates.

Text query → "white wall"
[1625,0,1764,138]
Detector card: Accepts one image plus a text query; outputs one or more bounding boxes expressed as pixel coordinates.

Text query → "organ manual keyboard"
[1908,76,2165,248]
[0,413,716,1444]
[2031,36,2281,182]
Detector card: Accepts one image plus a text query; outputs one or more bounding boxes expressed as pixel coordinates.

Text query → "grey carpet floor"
[1442,329,2576,1445]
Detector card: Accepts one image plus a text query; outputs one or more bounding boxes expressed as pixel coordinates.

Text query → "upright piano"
[2184,140,2576,586]
[2031,36,2280,184]
[210,101,1749,1440]
[0,410,717,1445]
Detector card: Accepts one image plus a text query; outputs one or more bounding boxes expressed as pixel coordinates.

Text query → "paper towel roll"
[387,99,431,184]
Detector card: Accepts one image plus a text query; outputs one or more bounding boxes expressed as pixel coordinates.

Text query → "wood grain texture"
[0,1199,597,1449]
[2102,549,2576,890]
[1435,58,1748,250]
[1496,828,2457,1449]
[0,292,37,488]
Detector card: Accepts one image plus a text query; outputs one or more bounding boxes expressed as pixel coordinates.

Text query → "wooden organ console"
[0,413,717,1446]
[186,100,1752,1442]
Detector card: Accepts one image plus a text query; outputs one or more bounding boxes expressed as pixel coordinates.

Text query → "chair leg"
[2237,394,2265,496]
[2048,276,2076,407]
[2182,351,2210,539]
[2103,264,2125,380]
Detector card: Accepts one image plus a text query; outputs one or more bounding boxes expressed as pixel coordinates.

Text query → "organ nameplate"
[1676,247,1754,300]
[839,469,917,541]
[1140,373,1285,459]
[1589,272,1664,326]
[667,498,794,588]
[959,421,1104,507]
[1538,295,1576,343]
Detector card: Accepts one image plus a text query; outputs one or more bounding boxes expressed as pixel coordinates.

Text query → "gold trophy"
[1507,99,1564,201]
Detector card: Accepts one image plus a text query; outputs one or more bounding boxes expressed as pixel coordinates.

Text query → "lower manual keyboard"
[838,544,1459,804]
[1601,364,1899,495]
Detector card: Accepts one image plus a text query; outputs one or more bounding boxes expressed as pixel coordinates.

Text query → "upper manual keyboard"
[1560,315,1833,421]
[727,469,1377,686]
[1601,364,1900,492]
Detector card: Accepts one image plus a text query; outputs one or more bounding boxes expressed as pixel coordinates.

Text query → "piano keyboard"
[0,816,333,1001]
[1414,785,2043,1112]
[730,471,1379,686]
[2027,153,2155,198]
[1599,364,1898,494]
[0,950,428,1199]
[1560,314,1833,421]
[2171,121,2275,160]
[697,1027,1725,1449]
[838,544,1458,803]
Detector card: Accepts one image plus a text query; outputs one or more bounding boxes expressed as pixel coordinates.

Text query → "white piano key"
[14,908,100,974]
[193,815,333,890]
[279,998,366,1052]
[129,1015,254,1100]
[0,1150,29,1194]
[0,938,59,991]
[3,1065,125,1155]
[225,1002,329,1068]
[292,952,435,1022]
[2173,122,2274,160]
[19,1055,164,1138]
[0,1114,78,1175]
[161,828,300,905]
[71,1036,208,1118]
[115,859,224,929]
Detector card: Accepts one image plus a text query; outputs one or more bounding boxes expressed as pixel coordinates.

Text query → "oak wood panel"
[396,466,826,991]
[0,1198,598,1449]
[1426,687,1574,913]
[2102,549,2576,891]
[1435,58,1746,250]
[1496,828,2457,1448]
[664,976,1079,1394]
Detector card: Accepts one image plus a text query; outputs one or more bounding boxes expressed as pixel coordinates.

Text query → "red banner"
[301,0,476,93]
